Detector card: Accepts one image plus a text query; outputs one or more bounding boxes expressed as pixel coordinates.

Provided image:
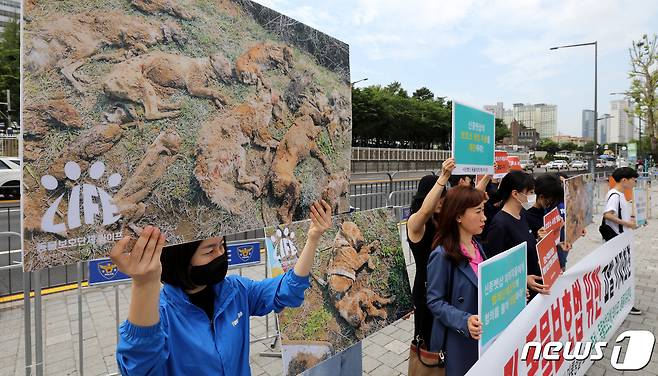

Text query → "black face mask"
[190,252,229,286]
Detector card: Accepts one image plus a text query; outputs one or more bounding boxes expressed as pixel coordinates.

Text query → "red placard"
[494,150,509,178]
[507,156,521,171]
[542,207,562,242]
[536,230,561,288]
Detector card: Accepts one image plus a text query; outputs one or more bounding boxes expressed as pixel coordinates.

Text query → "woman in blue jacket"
[426,186,487,376]
[110,200,332,375]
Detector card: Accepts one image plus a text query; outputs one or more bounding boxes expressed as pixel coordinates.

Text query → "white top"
[604,188,632,234]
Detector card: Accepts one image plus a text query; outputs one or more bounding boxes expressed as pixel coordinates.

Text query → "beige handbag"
[407,338,446,376]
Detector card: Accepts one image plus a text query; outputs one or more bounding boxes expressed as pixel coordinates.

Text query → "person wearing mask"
[601,167,642,315]
[426,186,487,376]
[407,158,455,351]
[112,201,332,375]
[484,171,549,299]
[526,174,563,238]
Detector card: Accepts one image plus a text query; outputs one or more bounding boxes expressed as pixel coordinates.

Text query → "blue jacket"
[426,244,485,376]
[116,270,310,375]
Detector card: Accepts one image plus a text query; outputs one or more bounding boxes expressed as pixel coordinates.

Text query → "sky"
[255,0,657,137]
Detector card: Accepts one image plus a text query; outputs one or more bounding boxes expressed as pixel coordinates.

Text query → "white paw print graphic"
[270,226,298,269]
[41,161,123,233]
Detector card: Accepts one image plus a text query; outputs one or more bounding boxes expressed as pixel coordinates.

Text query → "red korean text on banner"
[495,150,510,178]
[508,156,522,171]
[536,230,562,289]
[543,207,562,245]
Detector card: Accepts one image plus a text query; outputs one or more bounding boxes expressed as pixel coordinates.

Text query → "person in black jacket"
[406,158,455,348]
[484,171,550,299]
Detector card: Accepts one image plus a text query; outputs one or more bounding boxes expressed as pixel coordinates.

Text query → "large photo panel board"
[265,208,413,375]
[22,0,351,270]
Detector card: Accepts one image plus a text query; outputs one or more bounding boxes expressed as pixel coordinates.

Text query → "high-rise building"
[483,102,557,138]
[0,0,20,33]
[511,103,557,139]
[503,109,514,127]
[608,99,634,143]
[483,102,504,120]
[582,110,595,141]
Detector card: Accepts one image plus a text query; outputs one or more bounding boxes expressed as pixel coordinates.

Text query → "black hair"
[160,237,227,289]
[448,174,474,187]
[556,172,569,180]
[497,170,535,202]
[410,175,444,215]
[534,174,564,208]
[612,167,639,182]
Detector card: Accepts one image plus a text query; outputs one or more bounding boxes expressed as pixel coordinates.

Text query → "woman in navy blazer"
[427,186,488,376]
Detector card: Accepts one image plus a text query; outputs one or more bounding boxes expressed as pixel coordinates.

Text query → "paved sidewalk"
[1,184,657,375]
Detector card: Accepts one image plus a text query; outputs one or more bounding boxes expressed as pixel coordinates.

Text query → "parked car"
[520,160,534,172]
[570,160,587,170]
[605,160,616,168]
[0,158,20,169]
[0,158,20,199]
[596,160,605,168]
[545,160,569,170]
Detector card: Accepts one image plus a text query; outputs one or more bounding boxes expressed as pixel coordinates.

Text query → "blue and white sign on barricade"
[88,258,131,286]
[227,241,261,269]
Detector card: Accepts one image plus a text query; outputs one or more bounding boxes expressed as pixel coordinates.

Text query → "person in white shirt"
[601,167,641,315]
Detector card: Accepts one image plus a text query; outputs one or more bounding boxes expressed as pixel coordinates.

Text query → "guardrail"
[351,147,451,161]
[351,147,531,162]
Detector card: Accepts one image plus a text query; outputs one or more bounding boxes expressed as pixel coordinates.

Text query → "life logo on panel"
[97,260,119,280]
[40,160,122,234]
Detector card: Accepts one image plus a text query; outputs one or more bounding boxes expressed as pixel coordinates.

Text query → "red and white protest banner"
[495,150,510,179]
[467,231,635,376]
[508,156,522,171]
[543,207,563,245]
[536,231,561,289]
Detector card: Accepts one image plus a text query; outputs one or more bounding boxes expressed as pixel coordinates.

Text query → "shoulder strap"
[609,192,623,233]
[616,193,623,233]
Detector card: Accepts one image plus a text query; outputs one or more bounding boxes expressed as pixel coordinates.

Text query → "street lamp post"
[550,41,598,173]
[351,78,368,87]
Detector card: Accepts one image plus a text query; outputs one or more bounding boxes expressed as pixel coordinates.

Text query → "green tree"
[628,34,658,157]
[0,18,19,128]
[537,139,560,154]
[412,87,434,101]
[352,83,451,148]
[384,81,408,98]
[560,142,578,151]
[495,118,510,142]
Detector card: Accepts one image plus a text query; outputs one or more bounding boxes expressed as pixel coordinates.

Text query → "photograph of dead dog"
[276,208,413,375]
[22,0,351,271]
[564,174,594,245]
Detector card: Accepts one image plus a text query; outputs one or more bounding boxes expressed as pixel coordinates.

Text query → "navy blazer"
[426,243,486,376]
